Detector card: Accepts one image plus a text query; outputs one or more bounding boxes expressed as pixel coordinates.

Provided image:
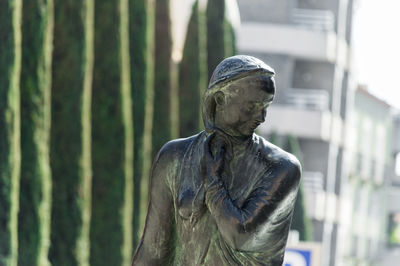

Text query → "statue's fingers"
[204,132,216,156]
[216,144,226,161]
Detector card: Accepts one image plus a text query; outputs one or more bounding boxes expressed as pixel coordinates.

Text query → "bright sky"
[353,0,400,109]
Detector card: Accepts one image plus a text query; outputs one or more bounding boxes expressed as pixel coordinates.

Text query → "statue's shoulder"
[254,134,301,180]
[155,132,204,163]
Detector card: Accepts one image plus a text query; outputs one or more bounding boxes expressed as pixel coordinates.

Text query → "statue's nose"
[255,109,266,123]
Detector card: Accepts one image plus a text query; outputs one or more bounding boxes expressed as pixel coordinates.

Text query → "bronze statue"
[132,55,301,265]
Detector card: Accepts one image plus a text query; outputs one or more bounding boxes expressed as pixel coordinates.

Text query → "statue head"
[202,55,276,137]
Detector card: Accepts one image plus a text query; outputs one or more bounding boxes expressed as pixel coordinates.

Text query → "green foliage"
[90,0,134,265]
[178,0,208,137]
[269,132,279,146]
[152,0,174,157]
[49,1,93,266]
[206,0,237,80]
[0,1,22,265]
[18,1,53,265]
[291,185,312,241]
[206,0,225,80]
[223,21,237,58]
[0,1,240,264]
[287,135,313,241]
[130,0,155,247]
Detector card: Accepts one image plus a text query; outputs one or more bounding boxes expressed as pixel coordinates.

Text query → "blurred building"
[236,0,357,265]
[337,86,395,266]
[377,111,400,266]
[235,1,400,265]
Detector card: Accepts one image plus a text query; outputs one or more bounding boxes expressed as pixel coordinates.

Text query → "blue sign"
[284,248,312,266]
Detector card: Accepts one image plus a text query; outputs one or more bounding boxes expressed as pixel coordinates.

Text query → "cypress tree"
[287,135,312,241]
[90,0,134,265]
[206,0,225,79]
[49,1,94,265]
[269,132,279,146]
[152,0,174,157]
[0,1,22,265]
[130,0,155,247]
[178,0,208,137]
[206,0,237,80]
[291,183,312,241]
[223,21,236,58]
[18,1,53,265]
[50,0,94,265]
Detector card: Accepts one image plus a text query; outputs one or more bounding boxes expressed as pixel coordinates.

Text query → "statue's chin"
[213,126,253,140]
[236,127,256,138]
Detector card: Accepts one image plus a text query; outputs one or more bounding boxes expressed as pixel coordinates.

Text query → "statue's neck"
[207,127,252,150]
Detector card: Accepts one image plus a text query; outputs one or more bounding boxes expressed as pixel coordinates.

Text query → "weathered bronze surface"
[132,55,301,266]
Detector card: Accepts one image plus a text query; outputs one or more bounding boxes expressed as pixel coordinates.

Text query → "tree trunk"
[0,1,22,265]
[18,1,53,265]
[90,0,134,265]
[49,1,94,265]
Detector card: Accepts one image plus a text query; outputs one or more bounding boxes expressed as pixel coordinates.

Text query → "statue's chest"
[175,154,262,221]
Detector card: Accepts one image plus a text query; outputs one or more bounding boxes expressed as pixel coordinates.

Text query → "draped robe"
[132,131,301,266]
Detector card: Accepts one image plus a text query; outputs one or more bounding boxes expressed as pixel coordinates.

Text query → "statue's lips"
[250,122,261,130]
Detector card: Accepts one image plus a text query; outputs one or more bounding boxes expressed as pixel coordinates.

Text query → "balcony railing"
[284,88,330,110]
[303,171,324,192]
[291,8,335,31]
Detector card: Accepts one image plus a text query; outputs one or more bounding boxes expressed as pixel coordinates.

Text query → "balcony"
[238,8,349,66]
[291,8,335,32]
[259,88,343,143]
[283,88,329,110]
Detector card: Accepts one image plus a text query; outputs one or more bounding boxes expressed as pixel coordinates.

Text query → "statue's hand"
[202,132,226,186]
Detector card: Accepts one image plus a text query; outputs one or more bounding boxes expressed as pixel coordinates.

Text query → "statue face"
[215,74,275,137]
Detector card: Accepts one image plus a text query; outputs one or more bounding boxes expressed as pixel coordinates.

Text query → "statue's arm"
[205,158,301,252]
[131,145,175,265]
